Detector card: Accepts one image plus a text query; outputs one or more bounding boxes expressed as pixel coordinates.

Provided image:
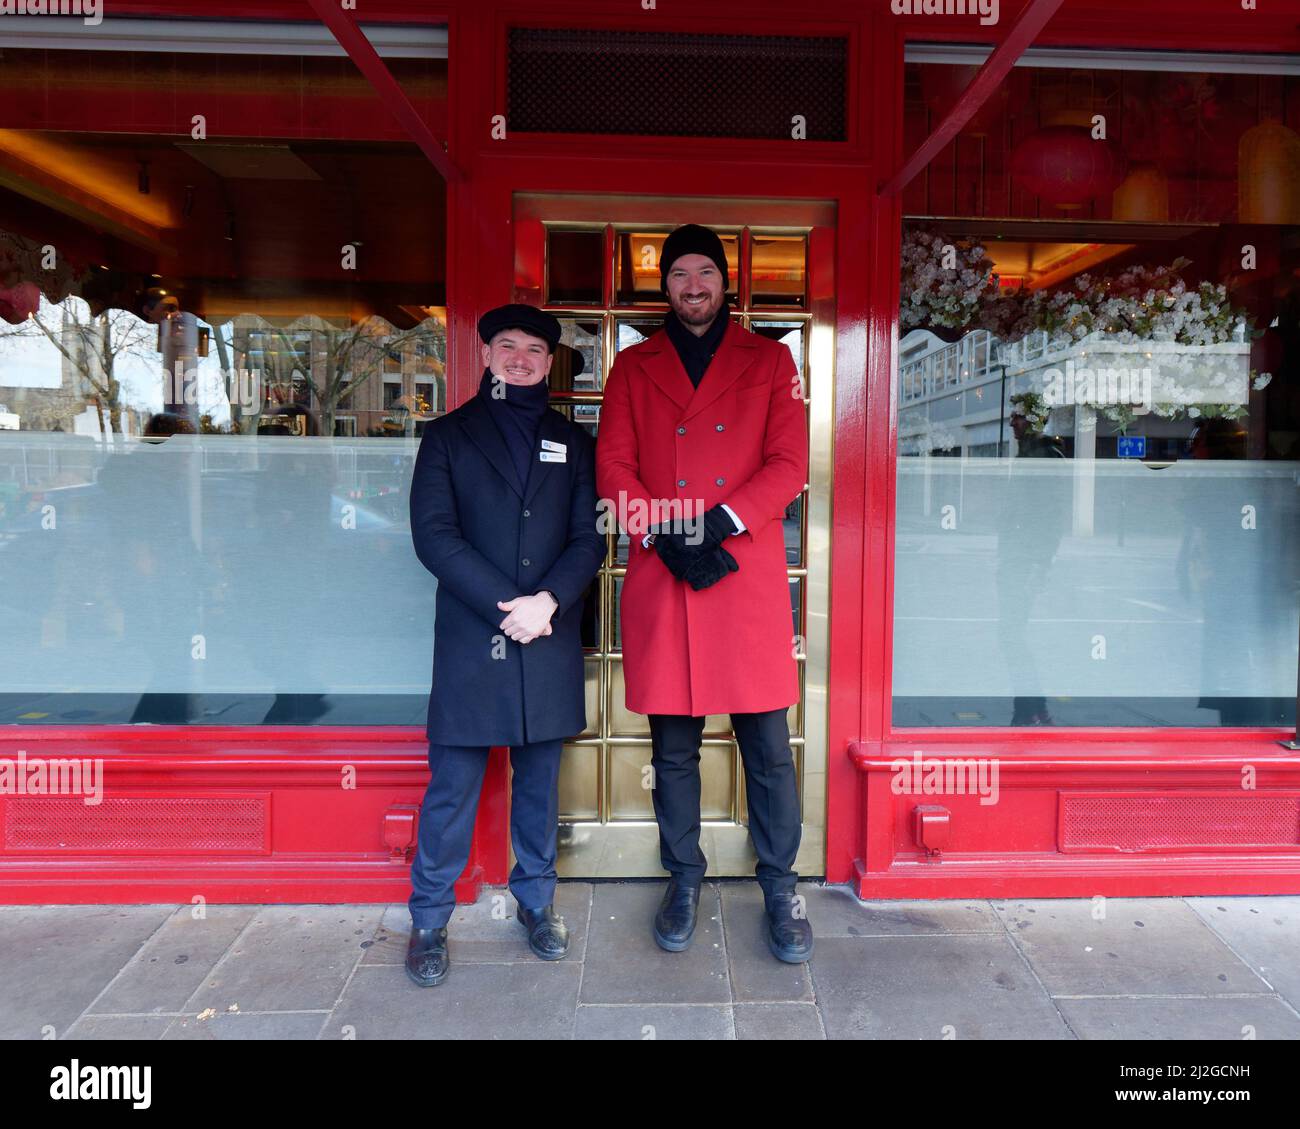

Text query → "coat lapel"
[681,321,758,421]
[522,407,570,508]
[637,319,759,421]
[457,394,524,499]
[636,332,696,412]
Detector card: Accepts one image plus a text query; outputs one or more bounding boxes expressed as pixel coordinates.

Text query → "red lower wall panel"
[5,732,1300,902]
[0,726,508,906]
[850,734,1300,899]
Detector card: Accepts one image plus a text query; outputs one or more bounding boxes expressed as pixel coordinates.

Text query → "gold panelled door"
[513,194,834,878]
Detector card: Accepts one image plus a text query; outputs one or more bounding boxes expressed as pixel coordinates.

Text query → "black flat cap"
[477,304,563,351]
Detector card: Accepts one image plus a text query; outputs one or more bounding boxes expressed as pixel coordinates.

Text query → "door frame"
[509,191,836,878]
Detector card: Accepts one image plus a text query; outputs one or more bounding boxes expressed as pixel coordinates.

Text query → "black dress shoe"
[764,893,813,963]
[517,903,570,960]
[653,878,701,952]
[406,927,449,987]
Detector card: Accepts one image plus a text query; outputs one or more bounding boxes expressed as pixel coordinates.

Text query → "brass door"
[513,193,834,878]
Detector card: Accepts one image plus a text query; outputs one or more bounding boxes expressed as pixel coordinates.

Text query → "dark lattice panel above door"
[507,27,848,141]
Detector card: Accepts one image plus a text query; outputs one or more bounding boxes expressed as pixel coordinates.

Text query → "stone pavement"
[2,883,1298,1040]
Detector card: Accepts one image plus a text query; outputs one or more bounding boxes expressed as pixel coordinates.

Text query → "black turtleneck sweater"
[664,301,730,387]
[477,366,550,491]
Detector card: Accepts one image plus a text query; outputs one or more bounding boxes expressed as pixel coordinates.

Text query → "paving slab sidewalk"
[1,884,1297,1040]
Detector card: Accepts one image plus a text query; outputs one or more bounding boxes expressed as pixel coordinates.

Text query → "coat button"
[716,424,725,432]
[715,477,725,486]
[522,558,531,567]
[522,509,531,518]
[677,479,687,488]
[677,426,687,435]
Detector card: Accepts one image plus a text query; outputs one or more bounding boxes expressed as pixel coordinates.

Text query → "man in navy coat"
[406,304,605,987]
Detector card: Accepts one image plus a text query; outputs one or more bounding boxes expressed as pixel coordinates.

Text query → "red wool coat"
[597,320,808,716]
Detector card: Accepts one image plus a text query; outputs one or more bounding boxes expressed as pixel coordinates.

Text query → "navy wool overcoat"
[409,393,606,746]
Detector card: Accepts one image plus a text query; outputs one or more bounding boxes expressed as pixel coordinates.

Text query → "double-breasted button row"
[674,422,727,490]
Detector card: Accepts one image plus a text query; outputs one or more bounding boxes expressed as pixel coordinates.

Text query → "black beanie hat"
[659,224,730,293]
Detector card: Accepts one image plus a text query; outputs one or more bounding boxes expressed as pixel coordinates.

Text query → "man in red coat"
[596,224,812,963]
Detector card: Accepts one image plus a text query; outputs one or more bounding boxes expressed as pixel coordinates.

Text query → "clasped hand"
[497,592,557,644]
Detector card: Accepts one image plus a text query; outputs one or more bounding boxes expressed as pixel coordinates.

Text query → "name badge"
[539,450,566,463]
[540,439,567,453]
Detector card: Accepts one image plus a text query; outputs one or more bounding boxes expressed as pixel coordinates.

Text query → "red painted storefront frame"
[1,1,1296,904]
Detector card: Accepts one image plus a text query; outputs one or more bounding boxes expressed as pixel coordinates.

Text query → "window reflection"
[751,235,807,307]
[615,230,739,305]
[546,229,604,306]
[0,116,446,725]
[553,317,602,391]
[893,56,1300,728]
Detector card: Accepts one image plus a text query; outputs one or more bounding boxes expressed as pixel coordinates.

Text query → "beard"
[670,290,723,328]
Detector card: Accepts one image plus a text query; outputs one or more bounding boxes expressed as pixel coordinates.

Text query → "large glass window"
[893,55,1300,728]
[0,45,447,725]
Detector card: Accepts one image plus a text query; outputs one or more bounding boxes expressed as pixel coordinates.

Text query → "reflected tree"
[0,295,156,438]
[212,314,445,437]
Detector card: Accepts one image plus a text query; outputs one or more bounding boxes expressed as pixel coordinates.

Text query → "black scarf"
[477,366,550,491]
[664,300,731,388]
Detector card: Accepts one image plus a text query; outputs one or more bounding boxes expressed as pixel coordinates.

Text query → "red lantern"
[1011,126,1127,211]
[1239,119,1300,225]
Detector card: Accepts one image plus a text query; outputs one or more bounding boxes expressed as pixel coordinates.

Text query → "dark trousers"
[648,708,801,900]
[408,738,563,930]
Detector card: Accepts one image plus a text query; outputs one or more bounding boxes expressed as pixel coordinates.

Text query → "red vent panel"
[507,27,848,141]
[1059,792,1300,854]
[3,795,270,854]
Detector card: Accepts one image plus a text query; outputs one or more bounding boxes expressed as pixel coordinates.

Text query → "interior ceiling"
[982,240,1135,290]
[174,143,325,181]
[0,130,446,325]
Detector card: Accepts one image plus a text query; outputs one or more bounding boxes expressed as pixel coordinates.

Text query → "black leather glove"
[680,544,740,591]
[653,527,702,582]
[700,504,739,550]
[652,504,737,558]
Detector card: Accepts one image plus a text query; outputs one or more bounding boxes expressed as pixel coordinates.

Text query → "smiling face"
[481,327,554,386]
[665,252,726,335]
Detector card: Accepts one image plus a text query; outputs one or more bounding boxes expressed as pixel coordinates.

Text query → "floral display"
[900,228,1270,428]
[899,228,1001,331]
